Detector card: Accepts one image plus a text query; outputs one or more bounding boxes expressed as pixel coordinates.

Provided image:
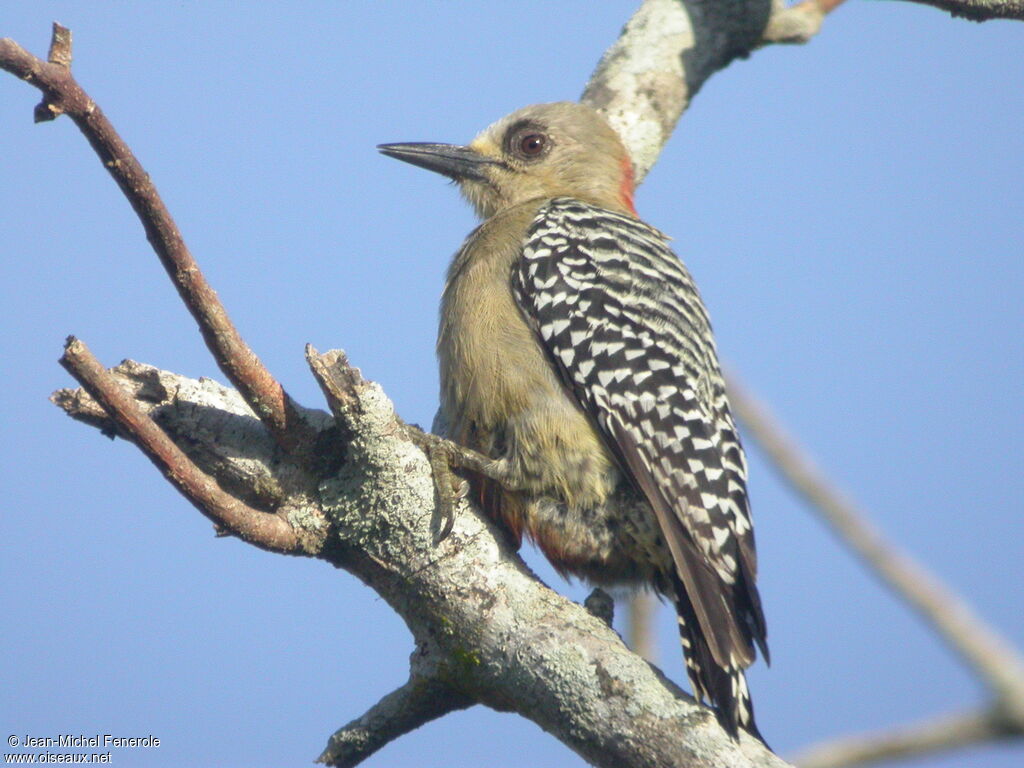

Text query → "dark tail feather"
[673,590,767,745]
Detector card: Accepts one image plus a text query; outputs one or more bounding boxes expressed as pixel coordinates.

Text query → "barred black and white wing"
[511,198,768,739]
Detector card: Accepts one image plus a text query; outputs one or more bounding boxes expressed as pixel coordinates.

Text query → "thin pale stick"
[726,373,1024,703]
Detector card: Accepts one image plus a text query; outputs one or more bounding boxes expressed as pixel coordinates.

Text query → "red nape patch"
[619,155,637,215]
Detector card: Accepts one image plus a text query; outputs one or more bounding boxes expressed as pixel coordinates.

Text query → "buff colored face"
[459,102,636,219]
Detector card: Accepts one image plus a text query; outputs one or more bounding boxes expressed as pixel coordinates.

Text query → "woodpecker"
[379,102,768,741]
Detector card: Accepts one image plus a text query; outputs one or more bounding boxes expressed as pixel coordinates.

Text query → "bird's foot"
[406,426,483,541]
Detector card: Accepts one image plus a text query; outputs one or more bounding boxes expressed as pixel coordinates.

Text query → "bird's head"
[379,102,636,220]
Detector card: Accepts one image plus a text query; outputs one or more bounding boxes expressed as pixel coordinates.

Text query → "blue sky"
[2,3,1021,767]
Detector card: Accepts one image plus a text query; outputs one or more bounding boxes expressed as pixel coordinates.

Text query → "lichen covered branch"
[318,677,472,767]
[582,0,842,183]
[58,338,301,554]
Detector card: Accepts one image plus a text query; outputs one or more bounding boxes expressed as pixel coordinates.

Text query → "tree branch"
[0,25,316,456]
[50,333,796,765]
[724,373,1024,766]
[318,676,473,767]
[790,708,1018,768]
[901,0,1024,21]
[763,0,848,44]
[725,374,1024,699]
[58,337,303,554]
[582,0,844,183]
[51,358,335,516]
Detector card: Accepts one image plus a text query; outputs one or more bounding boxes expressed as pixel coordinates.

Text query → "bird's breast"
[437,202,618,512]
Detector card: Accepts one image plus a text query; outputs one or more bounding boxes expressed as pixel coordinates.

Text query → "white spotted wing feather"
[511,198,768,736]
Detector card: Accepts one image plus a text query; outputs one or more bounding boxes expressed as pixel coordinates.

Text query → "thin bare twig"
[726,374,1024,696]
[628,592,657,662]
[725,373,1024,766]
[790,707,1014,768]
[59,337,299,554]
[0,26,316,455]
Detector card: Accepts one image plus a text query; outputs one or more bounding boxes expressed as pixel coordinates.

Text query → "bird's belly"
[500,395,668,586]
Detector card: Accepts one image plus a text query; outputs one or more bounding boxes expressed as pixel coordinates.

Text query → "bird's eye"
[518,132,547,158]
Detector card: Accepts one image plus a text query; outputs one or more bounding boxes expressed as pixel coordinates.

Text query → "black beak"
[377,142,497,183]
